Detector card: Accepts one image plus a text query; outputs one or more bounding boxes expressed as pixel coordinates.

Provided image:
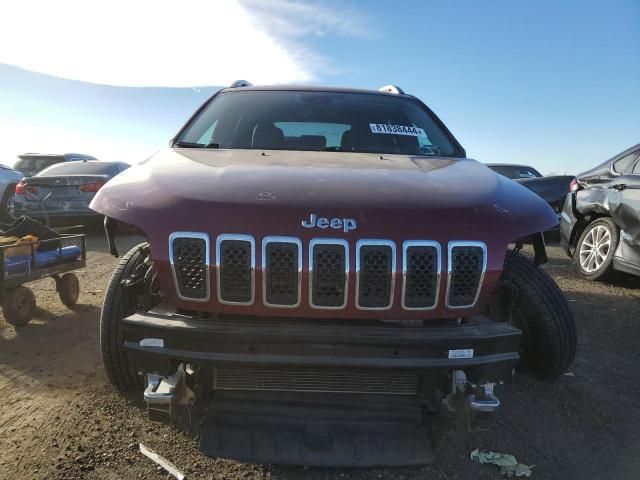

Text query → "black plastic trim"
[122,312,520,371]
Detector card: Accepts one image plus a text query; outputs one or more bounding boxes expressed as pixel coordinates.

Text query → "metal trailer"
[0,234,86,326]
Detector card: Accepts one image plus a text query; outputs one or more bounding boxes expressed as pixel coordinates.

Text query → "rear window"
[488,165,542,179]
[36,162,127,176]
[177,90,461,157]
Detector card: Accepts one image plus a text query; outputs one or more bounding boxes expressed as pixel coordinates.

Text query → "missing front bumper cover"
[123,312,521,386]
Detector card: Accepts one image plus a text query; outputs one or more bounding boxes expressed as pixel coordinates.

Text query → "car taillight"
[79,181,107,193]
[569,178,580,192]
[15,181,38,195]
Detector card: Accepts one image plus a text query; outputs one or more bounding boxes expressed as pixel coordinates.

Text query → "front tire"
[492,251,577,380]
[100,243,149,391]
[575,217,618,281]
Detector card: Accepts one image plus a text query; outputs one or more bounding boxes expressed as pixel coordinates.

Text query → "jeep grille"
[169,233,210,301]
[402,242,440,310]
[446,242,487,308]
[262,237,302,307]
[169,234,487,311]
[217,235,255,305]
[356,240,395,309]
[310,240,349,308]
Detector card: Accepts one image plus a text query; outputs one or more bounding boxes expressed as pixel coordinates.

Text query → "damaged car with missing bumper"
[91,82,576,466]
[560,143,640,280]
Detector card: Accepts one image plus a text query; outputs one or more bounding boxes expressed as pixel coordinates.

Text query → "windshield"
[176,90,461,157]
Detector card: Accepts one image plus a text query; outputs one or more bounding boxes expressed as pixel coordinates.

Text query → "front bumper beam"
[122,311,521,384]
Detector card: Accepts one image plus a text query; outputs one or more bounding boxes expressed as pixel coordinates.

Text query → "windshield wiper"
[323,146,342,151]
[173,141,221,149]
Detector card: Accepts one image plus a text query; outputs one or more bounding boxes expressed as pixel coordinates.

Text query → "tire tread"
[100,243,148,391]
[503,251,576,379]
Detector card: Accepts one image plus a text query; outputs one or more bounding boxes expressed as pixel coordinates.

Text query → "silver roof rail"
[229,80,253,88]
[378,84,405,94]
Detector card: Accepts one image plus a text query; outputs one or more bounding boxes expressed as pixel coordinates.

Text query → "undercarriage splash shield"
[200,391,434,466]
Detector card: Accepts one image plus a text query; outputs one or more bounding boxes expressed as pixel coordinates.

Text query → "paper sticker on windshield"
[370,124,426,136]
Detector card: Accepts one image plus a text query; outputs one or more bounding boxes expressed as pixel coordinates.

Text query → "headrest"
[340,130,354,151]
[299,135,326,150]
[251,124,284,149]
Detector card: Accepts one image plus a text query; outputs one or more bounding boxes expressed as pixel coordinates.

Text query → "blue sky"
[0,0,638,174]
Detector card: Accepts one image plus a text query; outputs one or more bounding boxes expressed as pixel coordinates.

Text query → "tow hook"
[468,383,500,413]
[143,365,194,421]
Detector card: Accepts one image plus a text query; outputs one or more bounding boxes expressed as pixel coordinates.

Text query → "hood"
[91,148,556,242]
[91,148,558,320]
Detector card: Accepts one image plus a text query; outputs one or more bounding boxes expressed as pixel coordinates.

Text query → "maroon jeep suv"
[91,82,576,466]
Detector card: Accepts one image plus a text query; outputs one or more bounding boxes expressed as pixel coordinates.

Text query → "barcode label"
[369,123,426,136]
[448,349,474,359]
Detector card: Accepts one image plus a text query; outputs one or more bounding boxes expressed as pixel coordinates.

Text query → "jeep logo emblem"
[301,213,357,233]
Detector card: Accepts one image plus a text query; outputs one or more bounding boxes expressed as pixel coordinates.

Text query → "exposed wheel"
[100,243,149,391]
[3,286,36,327]
[491,250,576,380]
[575,217,618,281]
[58,273,80,307]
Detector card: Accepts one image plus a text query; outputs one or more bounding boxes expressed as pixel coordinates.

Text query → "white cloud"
[239,0,372,78]
[0,0,363,87]
[240,0,372,39]
[0,0,373,164]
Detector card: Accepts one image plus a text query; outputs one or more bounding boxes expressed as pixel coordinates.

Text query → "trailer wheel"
[100,243,149,391]
[58,273,80,307]
[491,250,577,380]
[3,286,36,327]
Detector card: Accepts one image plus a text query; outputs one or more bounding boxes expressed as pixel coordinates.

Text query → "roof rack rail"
[378,84,405,94]
[229,80,253,88]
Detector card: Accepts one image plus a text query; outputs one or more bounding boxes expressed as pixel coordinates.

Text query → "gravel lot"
[0,232,639,480]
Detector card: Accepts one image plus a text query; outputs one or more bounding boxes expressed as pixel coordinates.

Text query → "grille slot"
[169,233,209,301]
[214,367,418,395]
[217,235,255,305]
[447,242,486,308]
[402,242,440,310]
[356,240,395,309]
[262,237,301,307]
[310,239,349,309]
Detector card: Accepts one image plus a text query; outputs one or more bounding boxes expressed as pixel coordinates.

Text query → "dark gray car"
[13,161,129,224]
[14,153,97,177]
[560,143,640,280]
[486,163,575,223]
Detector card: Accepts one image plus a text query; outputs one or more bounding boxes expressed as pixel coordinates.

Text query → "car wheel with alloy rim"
[576,217,618,281]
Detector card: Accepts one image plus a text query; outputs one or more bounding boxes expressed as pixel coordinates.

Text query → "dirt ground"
[0,231,639,480]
